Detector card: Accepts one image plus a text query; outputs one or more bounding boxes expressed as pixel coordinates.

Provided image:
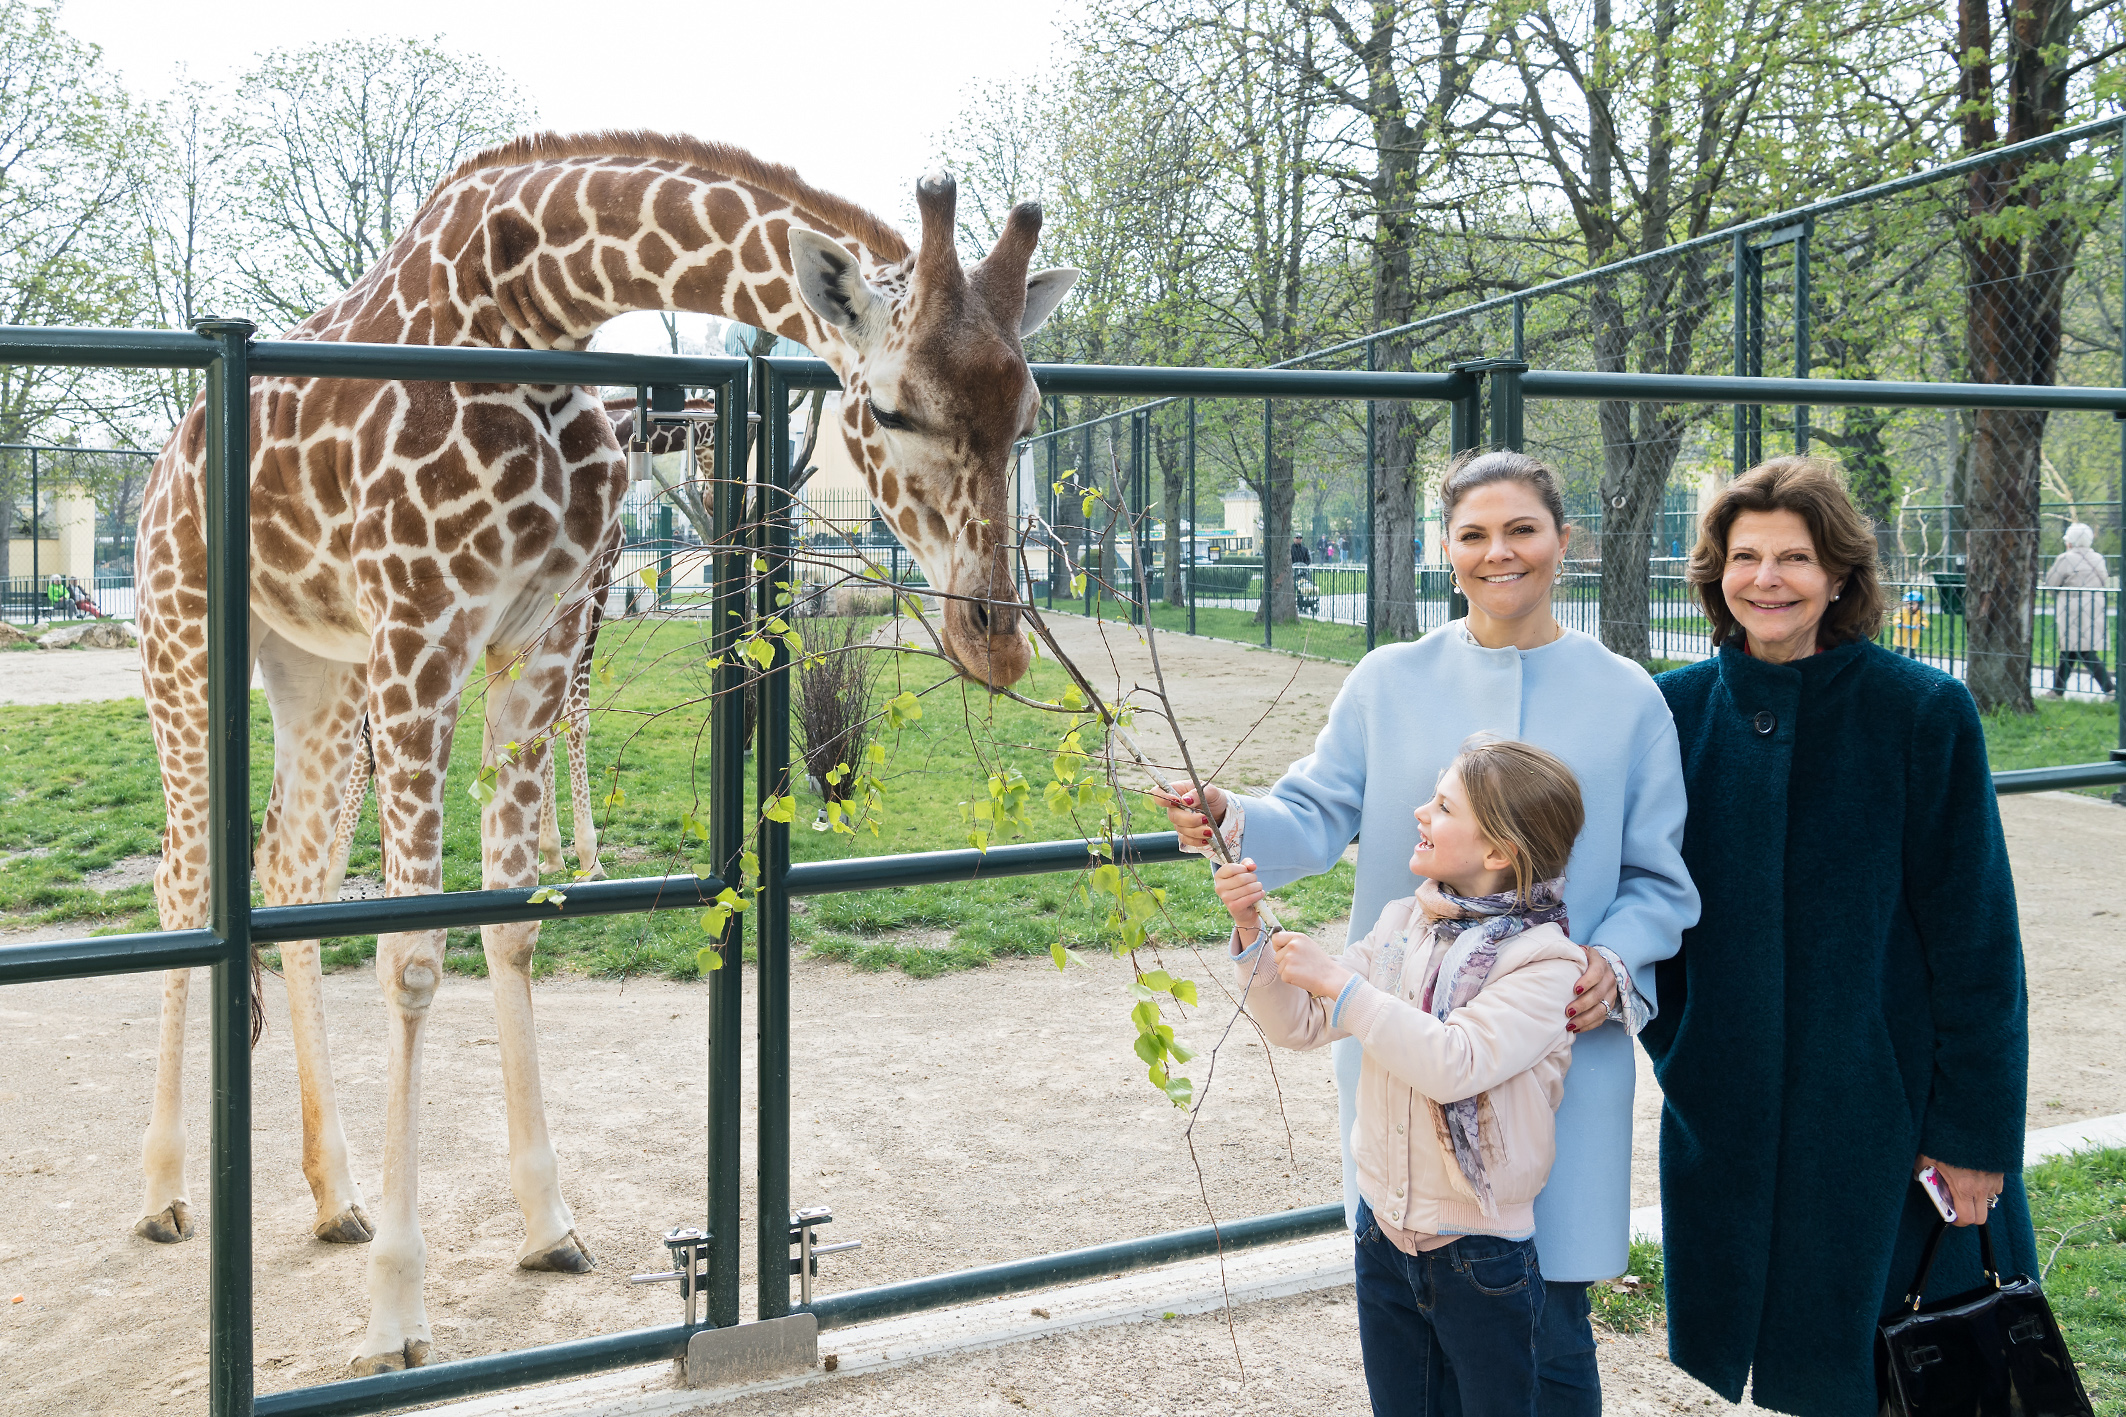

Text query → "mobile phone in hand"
[1917,1165,1957,1224]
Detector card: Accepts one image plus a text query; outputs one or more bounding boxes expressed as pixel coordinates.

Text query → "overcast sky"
[61,0,1079,224]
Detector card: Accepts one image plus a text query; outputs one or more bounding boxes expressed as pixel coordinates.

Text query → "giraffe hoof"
[519,1230,596,1273]
[348,1339,430,1376]
[314,1205,374,1244]
[134,1202,195,1244]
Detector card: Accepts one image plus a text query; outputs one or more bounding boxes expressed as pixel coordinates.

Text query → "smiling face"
[1446,481,1571,623]
[1720,508,1843,662]
[789,176,1081,689]
[1411,767,1516,898]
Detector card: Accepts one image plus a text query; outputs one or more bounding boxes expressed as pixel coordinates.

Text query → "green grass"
[0,616,1353,981]
[1590,1238,1667,1333]
[1589,1151,2124,1409]
[2026,1147,2126,1413]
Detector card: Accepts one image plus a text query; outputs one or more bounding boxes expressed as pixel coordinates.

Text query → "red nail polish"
[1573,985,1583,995]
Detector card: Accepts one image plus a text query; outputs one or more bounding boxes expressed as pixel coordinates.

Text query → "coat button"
[1396,1122,1406,1135]
[1395,1185,1405,1198]
[1753,710,1777,736]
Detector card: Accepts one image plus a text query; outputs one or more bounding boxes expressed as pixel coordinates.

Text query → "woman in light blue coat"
[1167,451,1698,1413]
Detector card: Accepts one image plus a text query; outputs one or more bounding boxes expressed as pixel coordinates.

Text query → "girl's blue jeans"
[1354,1199,1547,1417]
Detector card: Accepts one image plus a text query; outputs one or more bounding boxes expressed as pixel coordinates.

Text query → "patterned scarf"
[1389,877,1569,1216]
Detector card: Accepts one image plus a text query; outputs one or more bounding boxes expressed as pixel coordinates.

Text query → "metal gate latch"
[789,1207,860,1306]
[628,1226,712,1325]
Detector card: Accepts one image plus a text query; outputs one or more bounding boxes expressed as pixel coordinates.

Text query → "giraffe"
[133,131,1079,1374]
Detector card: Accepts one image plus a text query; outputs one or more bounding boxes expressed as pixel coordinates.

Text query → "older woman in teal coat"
[1651,457,2040,1415]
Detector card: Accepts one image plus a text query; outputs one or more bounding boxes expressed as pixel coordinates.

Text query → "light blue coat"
[1229,623,1698,1281]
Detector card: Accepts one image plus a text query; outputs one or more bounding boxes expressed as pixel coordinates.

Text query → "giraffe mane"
[435,130,913,263]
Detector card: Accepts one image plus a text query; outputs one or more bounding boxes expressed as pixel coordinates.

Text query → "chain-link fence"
[1004,118,2125,704]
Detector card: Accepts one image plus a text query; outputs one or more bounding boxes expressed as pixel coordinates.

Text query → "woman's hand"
[1567,947,1619,1033]
[1156,780,1228,850]
[1272,931,1354,1000]
[1916,1155,2004,1228]
[1214,859,1265,933]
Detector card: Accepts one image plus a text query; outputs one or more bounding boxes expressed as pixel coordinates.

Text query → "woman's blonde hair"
[1451,735,1585,904]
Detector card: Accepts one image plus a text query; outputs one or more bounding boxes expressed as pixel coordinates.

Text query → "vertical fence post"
[1732,233,1749,478]
[1448,369,1480,623]
[197,315,256,1417]
[1186,398,1197,638]
[756,364,793,1322]
[1082,416,1094,619]
[2116,116,2126,775]
[1364,338,1376,652]
[705,361,751,1329]
[1129,412,1144,626]
[1262,398,1273,650]
[1794,222,1812,453]
[1047,398,1060,611]
[29,444,38,617]
[1510,297,1525,362]
[1489,364,1525,452]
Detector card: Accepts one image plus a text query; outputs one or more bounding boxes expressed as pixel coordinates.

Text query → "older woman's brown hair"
[1687,456,1885,648]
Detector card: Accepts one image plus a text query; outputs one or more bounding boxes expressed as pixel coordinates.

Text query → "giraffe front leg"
[136,966,196,1243]
[351,927,443,1374]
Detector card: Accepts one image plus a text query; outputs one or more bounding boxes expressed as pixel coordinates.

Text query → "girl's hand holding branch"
[1270,931,1353,1000]
[1214,858,1265,932]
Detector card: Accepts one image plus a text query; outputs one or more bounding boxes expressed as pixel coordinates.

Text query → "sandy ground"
[0,619,2119,1414]
[0,646,145,704]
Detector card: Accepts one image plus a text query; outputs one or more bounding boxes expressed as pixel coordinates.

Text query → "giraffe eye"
[868,399,910,432]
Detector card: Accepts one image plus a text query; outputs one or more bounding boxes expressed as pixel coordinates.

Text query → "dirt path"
[0,646,144,705]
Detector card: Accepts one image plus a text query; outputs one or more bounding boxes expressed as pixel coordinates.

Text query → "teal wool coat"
[1651,640,2039,1416]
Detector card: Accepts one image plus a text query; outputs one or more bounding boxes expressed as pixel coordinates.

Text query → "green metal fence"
[5,324,2126,1417]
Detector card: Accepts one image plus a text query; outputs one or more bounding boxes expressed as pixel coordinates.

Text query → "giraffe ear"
[1020,268,1082,338]
[790,230,888,342]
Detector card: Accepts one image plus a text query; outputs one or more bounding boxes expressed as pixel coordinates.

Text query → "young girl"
[1217,735,1587,1417]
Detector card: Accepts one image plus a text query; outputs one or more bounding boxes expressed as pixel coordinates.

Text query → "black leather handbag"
[1876,1213,2094,1416]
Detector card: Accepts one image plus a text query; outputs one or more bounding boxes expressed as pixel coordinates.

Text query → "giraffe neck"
[301,156,905,374]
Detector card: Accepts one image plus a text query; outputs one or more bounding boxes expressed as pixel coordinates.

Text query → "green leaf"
[604,786,626,809]
[826,763,847,786]
[752,556,769,573]
[1130,1000,1161,1034]
[1050,940,1069,971]
[867,741,886,765]
[1127,981,1159,1002]
[1134,1033,1163,1067]
[1139,970,1174,993]
[695,945,724,973]
[1069,573,1086,599]
[1168,1039,1195,1064]
[761,794,797,823]
[699,906,730,936]
[1060,683,1086,711]
[639,565,659,586]
[1089,863,1122,899]
[1044,781,1073,814]
[1160,1075,1193,1107]
[507,659,523,681]
[1170,979,1199,1007]
[526,886,567,909]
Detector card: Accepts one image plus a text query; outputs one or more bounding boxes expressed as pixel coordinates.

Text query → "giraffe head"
[789,173,1078,689]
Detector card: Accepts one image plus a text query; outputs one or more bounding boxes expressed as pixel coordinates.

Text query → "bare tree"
[225,36,533,327]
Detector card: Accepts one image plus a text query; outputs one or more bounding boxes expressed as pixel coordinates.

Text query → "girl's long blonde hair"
[1452,735,1584,904]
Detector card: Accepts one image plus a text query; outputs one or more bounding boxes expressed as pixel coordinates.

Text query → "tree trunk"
[1257,411,1298,624]
[1964,408,2045,707]
[1955,0,2079,713]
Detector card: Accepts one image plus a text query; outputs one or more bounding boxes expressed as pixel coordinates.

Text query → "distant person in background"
[1292,535,1312,566]
[1891,589,1927,658]
[2043,521,2113,698]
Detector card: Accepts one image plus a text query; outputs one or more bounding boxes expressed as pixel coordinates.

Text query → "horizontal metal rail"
[804,1202,1347,1331]
[768,355,1473,401]
[1521,369,2126,413]
[0,927,226,985]
[249,1321,697,1417]
[251,872,728,943]
[1991,761,2126,794]
[784,833,1192,895]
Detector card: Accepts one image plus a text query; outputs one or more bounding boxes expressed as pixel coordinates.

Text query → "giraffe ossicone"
[132,132,1078,1376]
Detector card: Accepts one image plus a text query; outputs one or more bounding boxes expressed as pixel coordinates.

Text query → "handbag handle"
[1902,1207,2003,1312]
